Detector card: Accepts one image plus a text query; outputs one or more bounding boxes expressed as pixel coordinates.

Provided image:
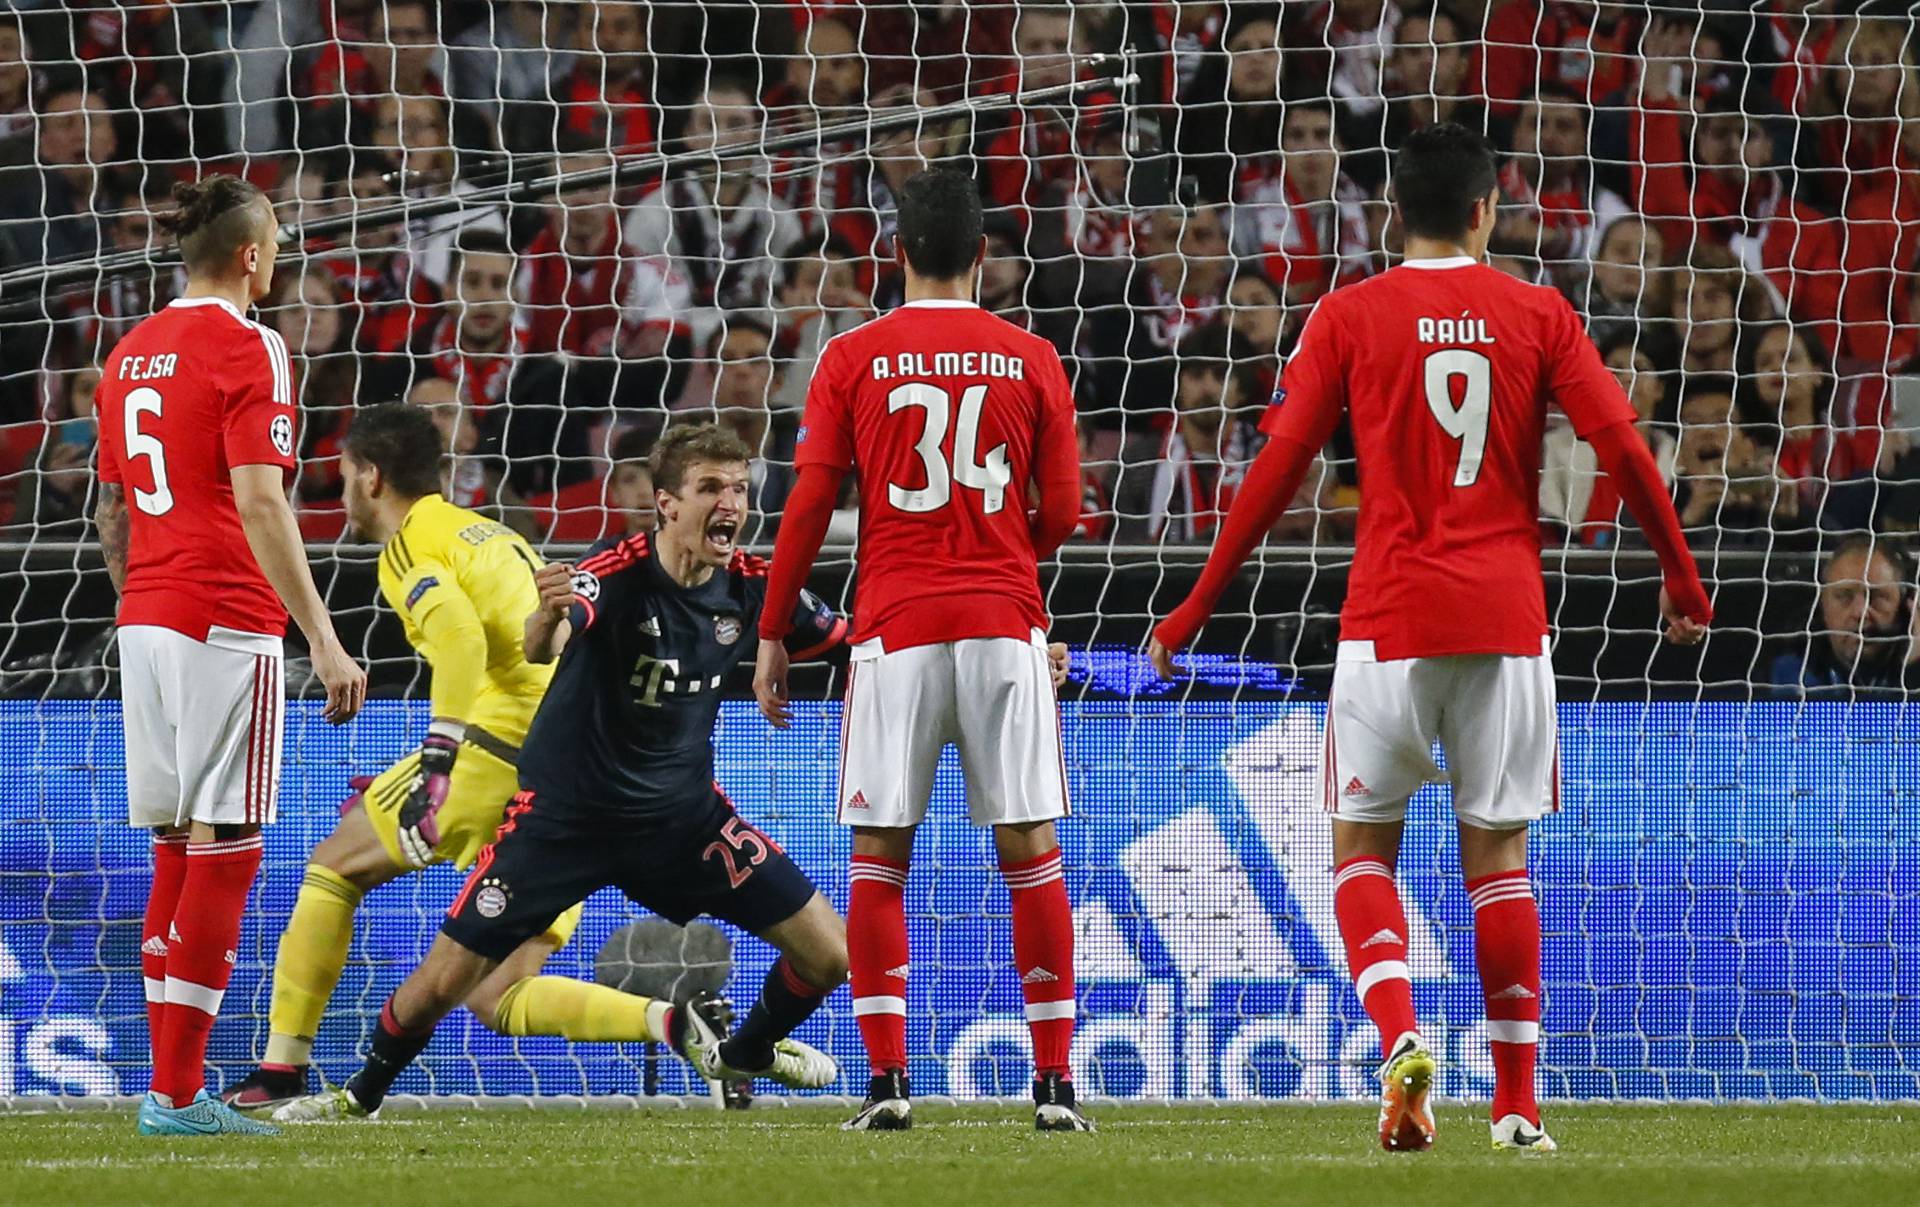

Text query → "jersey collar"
[900,299,979,309]
[1400,256,1478,270]
[168,295,247,319]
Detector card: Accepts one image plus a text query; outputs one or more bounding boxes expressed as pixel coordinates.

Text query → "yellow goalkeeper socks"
[263,863,363,1068]
[493,976,667,1043]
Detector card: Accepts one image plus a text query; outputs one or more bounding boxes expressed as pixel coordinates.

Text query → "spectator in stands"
[1497,82,1629,277]
[1231,100,1373,309]
[1542,332,1677,543]
[1,86,118,265]
[319,152,442,357]
[537,422,658,542]
[857,2,1015,99]
[0,15,28,145]
[409,374,534,537]
[1383,5,1481,141]
[1304,0,1399,124]
[1113,323,1260,543]
[975,5,1110,217]
[1180,10,1285,200]
[77,2,226,163]
[1064,110,1133,262]
[1672,375,1798,539]
[265,268,359,512]
[1225,266,1286,402]
[1804,15,1912,210]
[766,16,866,219]
[1579,214,1673,353]
[421,231,524,427]
[1739,322,1881,531]
[1674,247,1774,376]
[302,0,446,147]
[1479,0,1645,115]
[520,143,643,358]
[1632,20,1795,255]
[832,83,965,305]
[274,154,340,234]
[769,231,867,413]
[625,78,799,351]
[979,212,1075,361]
[13,365,99,536]
[446,0,578,148]
[553,0,657,156]
[1095,205,1233,422]
[607,440,657,536]
[1771,536,1917,696]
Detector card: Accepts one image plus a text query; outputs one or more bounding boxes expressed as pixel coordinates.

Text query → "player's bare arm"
[755,461,849,728]
[753,638,792,729]
[93,481,129,595]
[525,560,576,664]
[231,463,366,723]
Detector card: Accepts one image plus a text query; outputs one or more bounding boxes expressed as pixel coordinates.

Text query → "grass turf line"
[0,1103,1911,1207]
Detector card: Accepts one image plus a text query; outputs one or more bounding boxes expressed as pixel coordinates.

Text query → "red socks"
[152,834,263,1104]
[1333,857,1419,1058]
[847,854,910,1075]
[1469,868,1542,1125]
[142,835,188,1058]
[1003,848,1075,1079]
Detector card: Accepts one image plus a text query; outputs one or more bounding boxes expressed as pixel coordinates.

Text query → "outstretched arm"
[1586,419,1712,642]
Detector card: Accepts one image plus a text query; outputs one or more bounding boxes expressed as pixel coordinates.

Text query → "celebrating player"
[92,174,368,1136]
[276,423,849,1123]
[755,166,1088,1132]
[1150,124,1713,1153]
[225,404,694,1111]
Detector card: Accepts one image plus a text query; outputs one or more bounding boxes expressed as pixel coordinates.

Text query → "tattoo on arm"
[94,482,129,596]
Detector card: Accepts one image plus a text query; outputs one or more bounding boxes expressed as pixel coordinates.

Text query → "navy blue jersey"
[516,533,846,822]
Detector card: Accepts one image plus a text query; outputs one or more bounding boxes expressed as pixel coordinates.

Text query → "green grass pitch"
[1,1102,1910,1206]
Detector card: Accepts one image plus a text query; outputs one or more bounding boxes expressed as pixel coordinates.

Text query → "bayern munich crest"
[714,615,742,645]
[474,879,510,918]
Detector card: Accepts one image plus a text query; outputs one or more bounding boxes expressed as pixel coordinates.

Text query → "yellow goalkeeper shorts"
[361,738,582,947]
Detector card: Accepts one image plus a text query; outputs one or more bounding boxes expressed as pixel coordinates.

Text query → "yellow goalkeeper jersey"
[375,494,553,745]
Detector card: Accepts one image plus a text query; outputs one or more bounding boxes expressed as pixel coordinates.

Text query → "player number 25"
[703,817,772,889]
[1423,349,1491,488]
[123,385,175,516]
[886,382,1012,515]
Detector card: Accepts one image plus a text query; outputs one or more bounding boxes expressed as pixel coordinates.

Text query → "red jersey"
[1262,258,1636,660]
[794,300,1078,650]
[95,297,297,641]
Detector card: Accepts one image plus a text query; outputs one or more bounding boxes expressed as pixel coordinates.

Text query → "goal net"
[1,1,1917,1104]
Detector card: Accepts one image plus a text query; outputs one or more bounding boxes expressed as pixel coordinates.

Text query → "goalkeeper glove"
[397,721,462,868]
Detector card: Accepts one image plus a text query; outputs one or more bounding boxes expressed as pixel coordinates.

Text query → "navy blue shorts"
[442,788,817,962]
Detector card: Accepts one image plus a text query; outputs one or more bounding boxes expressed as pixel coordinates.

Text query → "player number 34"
[886,382,1012,514]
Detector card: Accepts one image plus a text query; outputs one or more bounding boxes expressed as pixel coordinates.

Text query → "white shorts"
[1321,640,1558,831]
[119,624,284,829]
[836,628,1069,828]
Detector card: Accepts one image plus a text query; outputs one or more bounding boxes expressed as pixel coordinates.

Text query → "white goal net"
[0,0,1916,1104]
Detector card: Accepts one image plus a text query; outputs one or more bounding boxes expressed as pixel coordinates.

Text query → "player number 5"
[124,386,175,516]
[886,382,1011,514]
[1423,349,1491,488]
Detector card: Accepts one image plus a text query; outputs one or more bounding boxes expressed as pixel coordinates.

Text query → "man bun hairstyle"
[343,402,445,499]
[650,421,752,496]
[156,174,271,274]
[1392,122,1499,242]
[894,164,984,281]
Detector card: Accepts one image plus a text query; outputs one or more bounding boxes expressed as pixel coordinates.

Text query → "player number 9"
[1423,349,1491,488]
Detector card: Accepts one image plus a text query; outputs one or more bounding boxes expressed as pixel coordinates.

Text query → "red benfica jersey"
[794,299,1077,650]
[1262,258,1635,659]
[95,297,297,640]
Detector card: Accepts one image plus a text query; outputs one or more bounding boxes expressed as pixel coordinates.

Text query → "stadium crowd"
[0,1,1918,688]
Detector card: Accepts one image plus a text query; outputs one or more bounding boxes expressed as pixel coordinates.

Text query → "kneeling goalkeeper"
[275,422,850,1121]
[228,404,688,1109]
